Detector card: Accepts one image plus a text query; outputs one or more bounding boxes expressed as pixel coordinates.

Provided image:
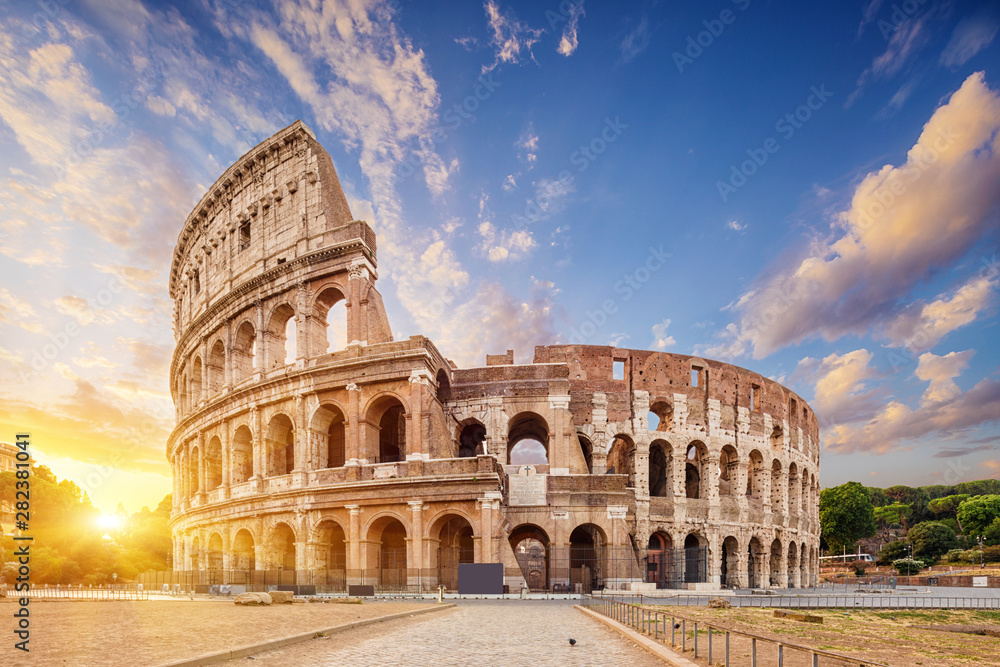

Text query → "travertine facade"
[167,121,820,591]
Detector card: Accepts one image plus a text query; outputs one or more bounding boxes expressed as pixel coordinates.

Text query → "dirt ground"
[644,604,1000,666]
[1,597,437,667]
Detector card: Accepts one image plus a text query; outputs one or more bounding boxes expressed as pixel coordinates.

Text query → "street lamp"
[980,535,985,569]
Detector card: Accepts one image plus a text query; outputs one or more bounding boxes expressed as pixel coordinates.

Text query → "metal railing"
[586,598,888,666]
[591,591,1000,610]
[3,585,149,600]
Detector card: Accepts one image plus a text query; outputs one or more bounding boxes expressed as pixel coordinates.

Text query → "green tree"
[874,502,912,530]
[878,540,908,565]
[907,521,959,563]
[957,495,1000,537]
[821,482,877,554]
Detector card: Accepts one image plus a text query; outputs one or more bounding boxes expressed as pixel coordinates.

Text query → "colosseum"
[166,120,821,594]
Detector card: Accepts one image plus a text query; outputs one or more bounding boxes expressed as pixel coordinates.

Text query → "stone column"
[479,494,500,562]
[407,371,430,460]
[251,406,263,483]
[221,421,231,498]
[408,501,424,589]
[223,318,233,392]
[345,383,362,464]
[346,505,362,585]
[197,432,207,499]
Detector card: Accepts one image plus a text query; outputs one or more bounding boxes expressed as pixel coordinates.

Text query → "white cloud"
[847,15,929,107]
[650,319,675,350]
[726,219,747,233]
[797,349,882,425]
[556,2,585,57]
[705,72,1000,360]
[145,94,176,116]
[608,332,629,347]
[517,126,539,165]
[0,289,43,333]
[882,273,997,353]
[940,14,998,68]
[502,173,518,192]
[482,1,544,73]
[619,17,649,63]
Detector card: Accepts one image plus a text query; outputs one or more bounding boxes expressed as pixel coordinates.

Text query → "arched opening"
[607,435,636,487]
[721,536,740,588]
[748,536,764,588]
[378,404,405,463]
[207,340,225,395]
[746,450,765,500]
[719,445,738,496]
[685,441,707,499]
[649,440,671,497]
[315,287,347,353]
[191,356,203,405]
[284,317,297,364]
[368,517,408,591]
[458,421,486,458]
[207,533,223,571]
[267,523,297,580]
[788,463,800,515]
[507,412,549,465]
[648,400,673,432]
[787,541,799,588]
[436,368,451,403]
[647,532,676,589]
[205,436,222,489]
[770,424,783,449]
[769,539,783,587]
[771,460,784,512]
[265,414,295,476]
[314,520,347,590]
[233,321,256,382]
[509,524,549,592]
[231,425,253,484]
[188,445,201,496]
[311,404,347,468]
[684,534,707,584]
[232,529,255,570]
[434,515,475,590]
[569,524,606,593]
[577,434,593,473]
[267,303,296,369]
[190,537,200,570]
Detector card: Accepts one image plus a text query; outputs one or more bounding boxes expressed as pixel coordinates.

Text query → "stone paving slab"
[221,599,666,666]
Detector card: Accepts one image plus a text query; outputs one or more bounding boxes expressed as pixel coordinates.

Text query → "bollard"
[682,619,686,652]
[752,637,757,667]
[694,622,698,657]
[709,626,713,663]
[671,617,676,645]
[726,632,730,667]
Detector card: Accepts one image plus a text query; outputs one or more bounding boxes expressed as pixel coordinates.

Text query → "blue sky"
[0,0,998,513]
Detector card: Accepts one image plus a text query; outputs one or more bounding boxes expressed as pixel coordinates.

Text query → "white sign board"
[509,474,547,506]
[973,576,988,588]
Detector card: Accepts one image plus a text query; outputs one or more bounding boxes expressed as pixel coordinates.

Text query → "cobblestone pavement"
[226,600,665,666]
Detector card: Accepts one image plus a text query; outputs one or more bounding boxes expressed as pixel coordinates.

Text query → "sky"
[0,0,999,515]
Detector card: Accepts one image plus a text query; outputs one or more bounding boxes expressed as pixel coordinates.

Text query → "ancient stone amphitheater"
[167,121,820,593]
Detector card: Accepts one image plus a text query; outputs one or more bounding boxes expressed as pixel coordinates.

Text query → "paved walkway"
[224,600,665,666]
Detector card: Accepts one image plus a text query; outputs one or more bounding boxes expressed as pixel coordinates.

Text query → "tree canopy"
[820,481,877,553]
[957,495,1000,537]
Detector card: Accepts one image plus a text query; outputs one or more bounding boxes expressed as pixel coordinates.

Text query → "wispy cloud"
[940,13,999,68]
[650,319,675,350]
[482,1,544,73]
[619,16,650,63]
[556,1,585,57]
[847,14,929,107]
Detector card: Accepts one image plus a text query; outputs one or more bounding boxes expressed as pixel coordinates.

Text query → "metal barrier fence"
[592,592,1000,610]
[3,586,149,600]
[585,598,888,667]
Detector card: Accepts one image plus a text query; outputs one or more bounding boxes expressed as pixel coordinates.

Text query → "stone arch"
[787,540,799,588]
[648,439,671,497]
[366,515,408,590]
[569,523,607,592]
[509,524,549,592]
[310,403,347,468]
[507,412,549,465]
[207,532,223,570]
[788,462,800,515]
[207,339,225,395]
[685,440,708,499]
[266,522,297,571]
[365,394,408,464]
[647,531,675,589]
[232,528,255,570]
[191,356,203,405]
[769,538,783,587]
[313,284,348,353]
[721,535,740,588]
[430,513,475,590]
[436,368,451,403]
[266,302,296,368]
[577,433,594,473]
[746,449,765,499]
[231,424,253,484]
[770,459,784,512]
[264,413,295,476]
[205,435,222,489]
[719,444,738,496]
[233,320,256,382]
[648,400,673,432]
[801,542,809,588]
[457,419,486,458]
[607,434,636,487]
[683,533,708,583]
[313,519,347,587]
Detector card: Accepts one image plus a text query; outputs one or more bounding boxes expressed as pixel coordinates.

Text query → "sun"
[97,513,121,530]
